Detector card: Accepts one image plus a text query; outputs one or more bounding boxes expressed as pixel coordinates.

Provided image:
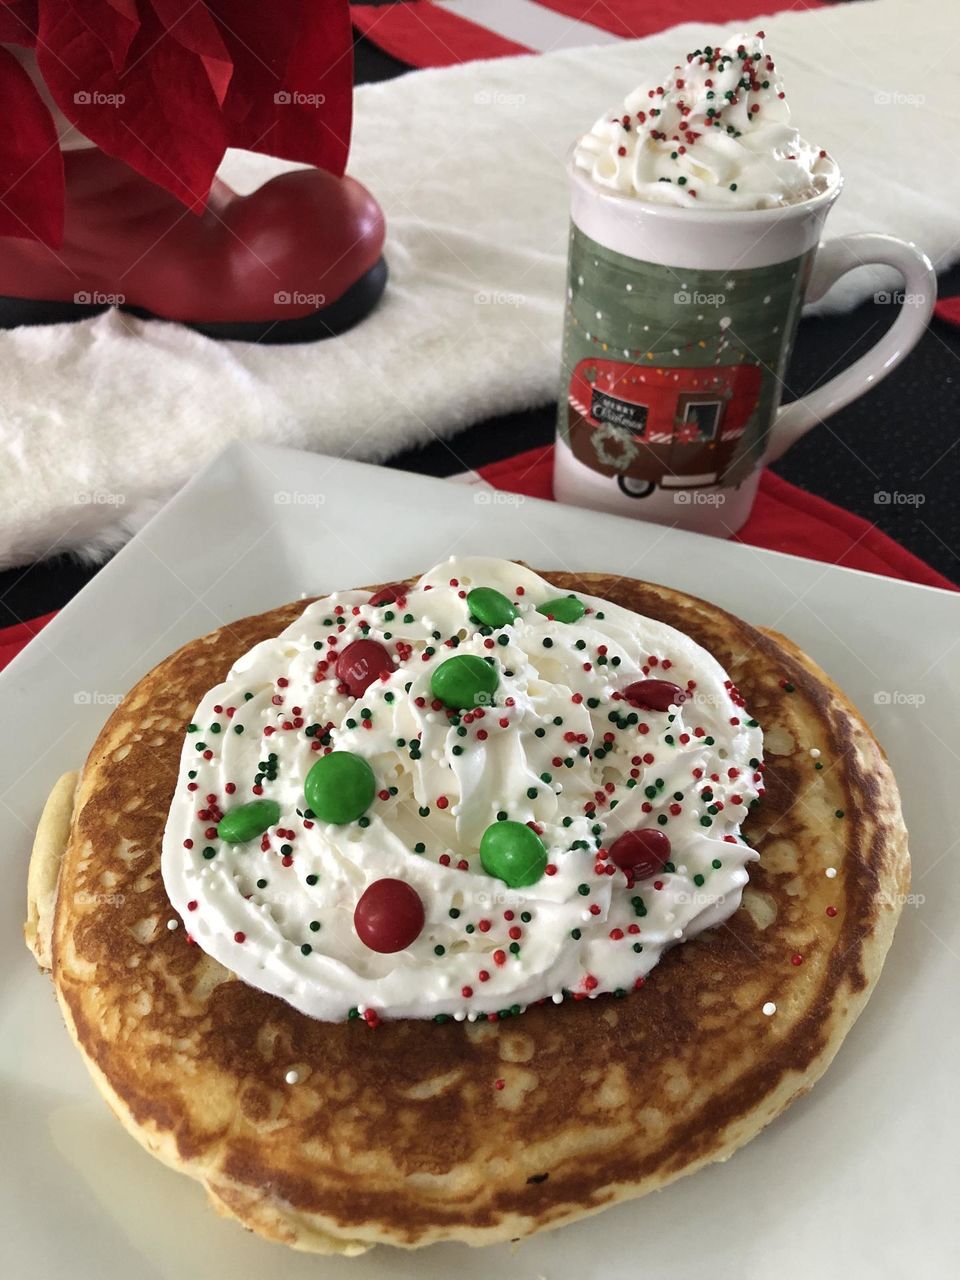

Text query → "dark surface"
[1,25,956,629]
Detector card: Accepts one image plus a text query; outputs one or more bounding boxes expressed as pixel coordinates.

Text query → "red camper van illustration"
[567,358,763,498]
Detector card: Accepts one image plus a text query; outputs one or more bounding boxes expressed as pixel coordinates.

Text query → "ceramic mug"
[554,157,936,535]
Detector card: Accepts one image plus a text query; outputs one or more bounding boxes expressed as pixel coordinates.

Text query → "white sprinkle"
[625,283,633,292]
[552,992,564,1004]
[673,928,683,939]
[762,1002,777,1017]
[285,1069,300,1085]
[825,867,837,879]
[166,918,179,931]
[810,748,821,758]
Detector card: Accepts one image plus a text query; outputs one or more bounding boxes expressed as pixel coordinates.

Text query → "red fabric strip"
[0,609,56,673]
[532,0,825,41]
[351,0,827,69]
[473,444,957,591]
[934,297,960,327]
[350,2,530,68]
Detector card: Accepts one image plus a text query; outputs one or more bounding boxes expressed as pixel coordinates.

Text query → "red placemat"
[474,444,957,590]
[0,454,952,676]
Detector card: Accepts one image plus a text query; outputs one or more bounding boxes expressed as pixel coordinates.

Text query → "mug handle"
[763,233,936,463]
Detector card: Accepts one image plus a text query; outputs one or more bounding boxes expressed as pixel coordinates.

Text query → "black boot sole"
[0,256,388,344]
[0,295,111,326]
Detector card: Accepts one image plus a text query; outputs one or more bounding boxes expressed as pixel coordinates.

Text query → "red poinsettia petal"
[65,0,140,75]
[209,0,352,177]
[151,0,234,106]
[0,44,64,244]
[0,1,38,45]
[37,0,227,210]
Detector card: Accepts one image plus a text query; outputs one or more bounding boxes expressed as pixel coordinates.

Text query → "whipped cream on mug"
[574,32,837,209]
[161,558,764,1022]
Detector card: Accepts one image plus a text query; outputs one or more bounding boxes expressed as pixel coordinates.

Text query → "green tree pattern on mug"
[558,224,814,495]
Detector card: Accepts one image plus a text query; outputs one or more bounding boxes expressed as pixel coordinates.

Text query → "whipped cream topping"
[161,558,764,1022]
[573,32,837,210]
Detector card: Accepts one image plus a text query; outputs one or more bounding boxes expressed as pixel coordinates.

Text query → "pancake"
[24,569,909,1252]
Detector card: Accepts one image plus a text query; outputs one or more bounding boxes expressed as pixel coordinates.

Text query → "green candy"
[537,596,586,624]
[480,820,547,888]
[430,654,499,710]
[216,799,281,845]
[304,751,376,824]
[467,586,517,630]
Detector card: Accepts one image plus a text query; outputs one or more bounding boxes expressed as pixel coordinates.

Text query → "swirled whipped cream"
[574,31,837,209]
[161,558,764,1022]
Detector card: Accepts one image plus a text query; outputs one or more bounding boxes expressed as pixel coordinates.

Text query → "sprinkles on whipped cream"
[161,557,766,1023]
[574,31,837,209]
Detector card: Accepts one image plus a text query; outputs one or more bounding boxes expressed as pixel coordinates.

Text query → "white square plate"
[2,443,957,1279]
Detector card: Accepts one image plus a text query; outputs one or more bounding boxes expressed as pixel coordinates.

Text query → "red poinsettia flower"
[0,0,352,245]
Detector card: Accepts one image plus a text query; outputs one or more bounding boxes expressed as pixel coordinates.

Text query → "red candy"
[368,583,408,607]
[336,639,393,697]
[354,879,425,953]
[622,679,686,712]
[609,829,671,879]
